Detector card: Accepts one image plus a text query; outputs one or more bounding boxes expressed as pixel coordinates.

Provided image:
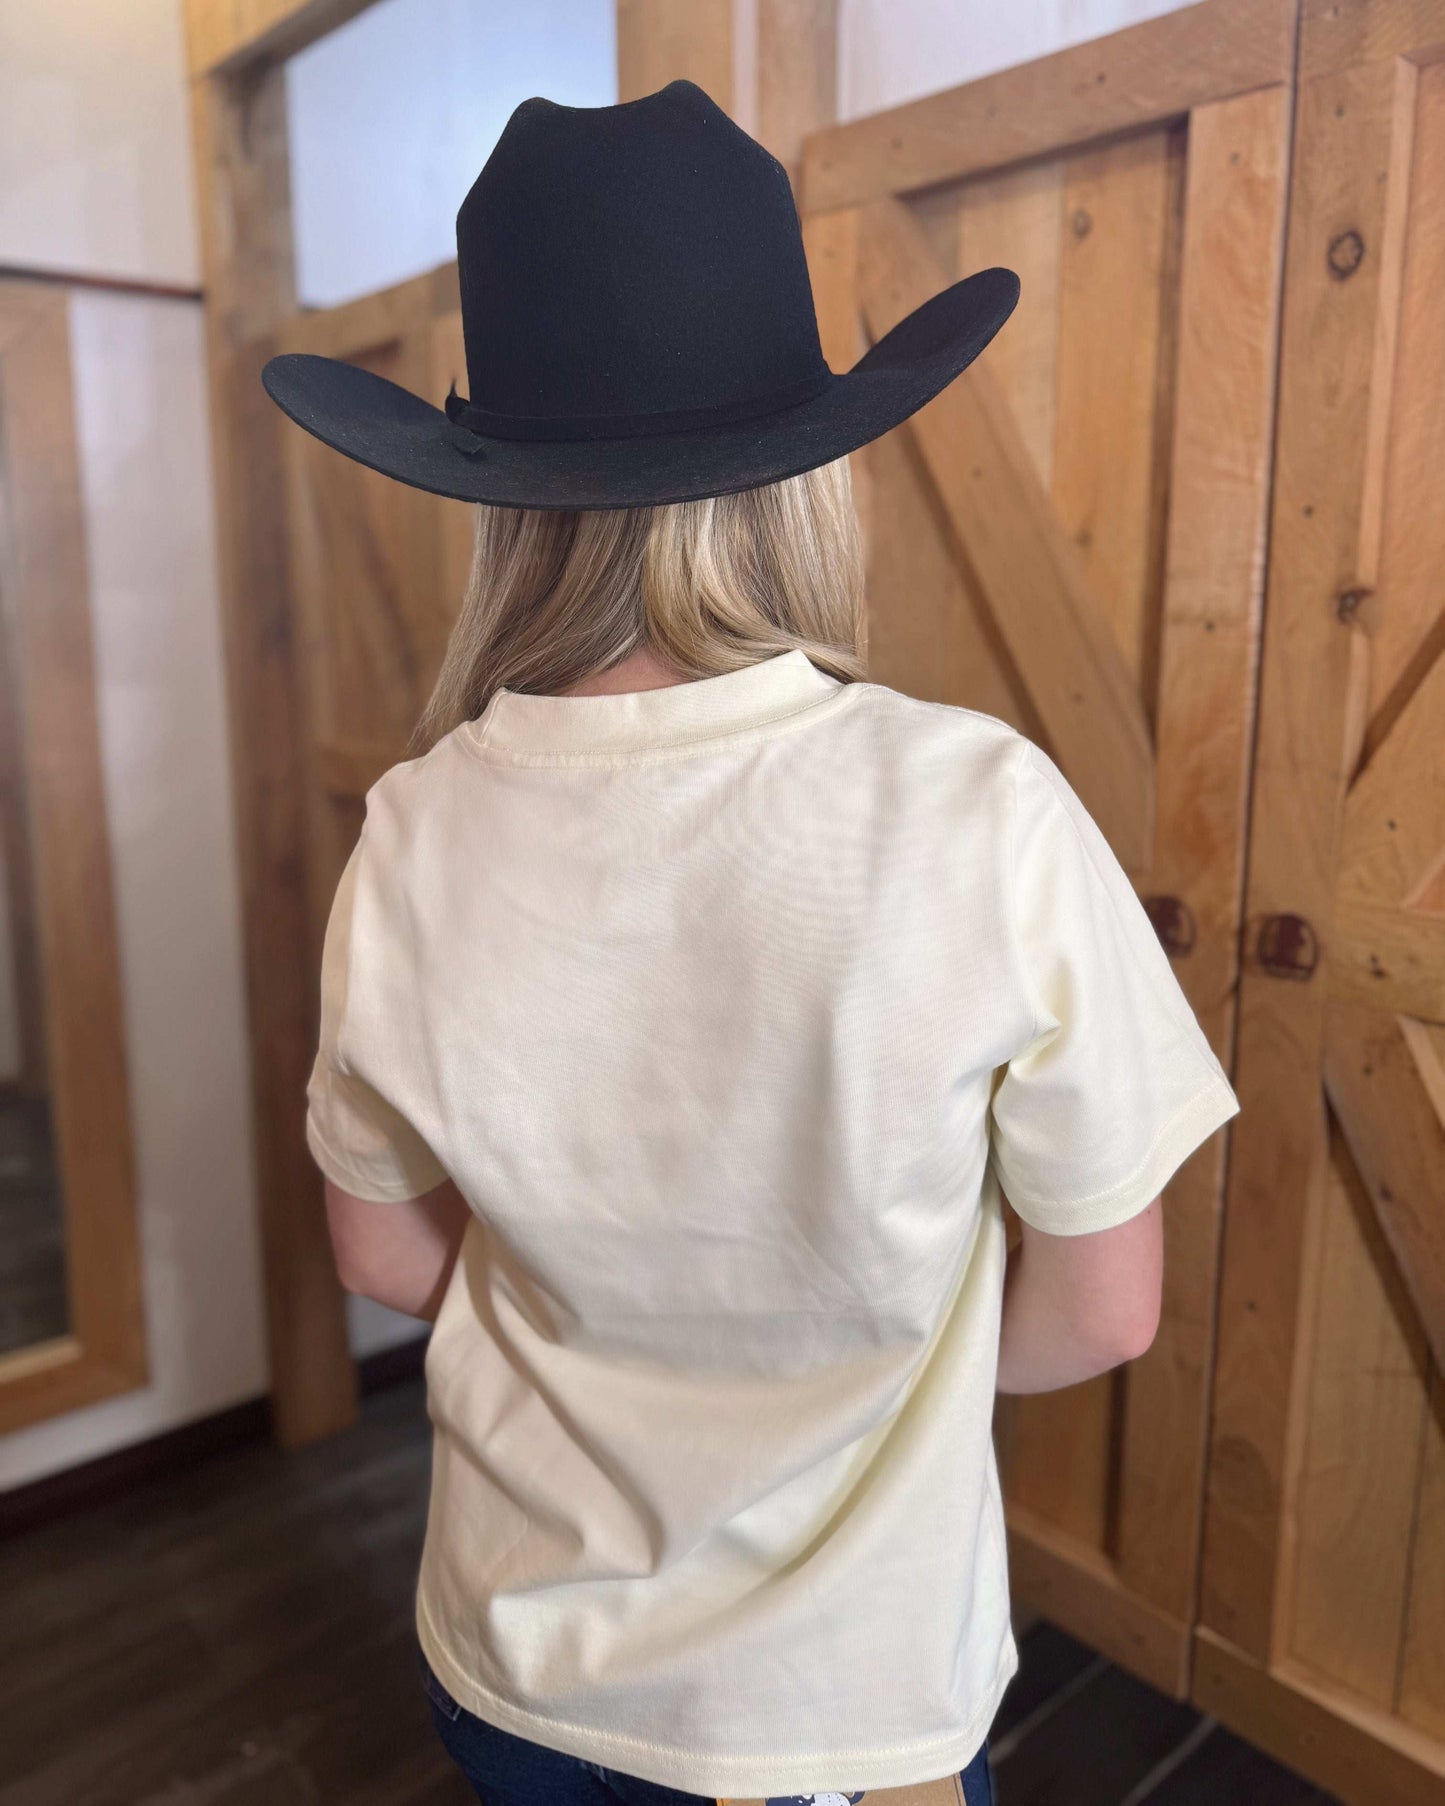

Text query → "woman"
[265,81,1239,1806]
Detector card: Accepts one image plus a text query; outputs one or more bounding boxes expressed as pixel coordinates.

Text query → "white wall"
[838,0,1191,120]
[287,0,615,308]
[0,0,200,287]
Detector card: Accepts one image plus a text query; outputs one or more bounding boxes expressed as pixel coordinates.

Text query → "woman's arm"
[323,1175,472,1322]
[996,1196,1163,1394]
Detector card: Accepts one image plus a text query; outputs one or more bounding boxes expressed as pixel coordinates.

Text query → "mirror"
[0,279,147,1430]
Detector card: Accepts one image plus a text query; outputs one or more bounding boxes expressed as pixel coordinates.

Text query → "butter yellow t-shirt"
[305,648,1239,1797]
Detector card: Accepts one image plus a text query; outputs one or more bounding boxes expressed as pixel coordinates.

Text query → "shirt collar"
[465,648,847,760]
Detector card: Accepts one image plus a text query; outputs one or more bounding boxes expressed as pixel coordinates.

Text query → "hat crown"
[453,81,828,436]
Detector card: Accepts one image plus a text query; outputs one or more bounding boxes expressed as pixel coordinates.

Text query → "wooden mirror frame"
[0,280,147,1433]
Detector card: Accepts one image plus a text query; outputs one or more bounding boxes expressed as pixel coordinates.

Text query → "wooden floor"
[0,1379,1341,1806]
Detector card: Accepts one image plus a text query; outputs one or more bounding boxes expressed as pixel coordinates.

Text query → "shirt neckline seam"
[456,681,866,767]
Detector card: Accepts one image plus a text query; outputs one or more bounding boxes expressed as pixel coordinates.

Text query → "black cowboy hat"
[262,80,1018,512]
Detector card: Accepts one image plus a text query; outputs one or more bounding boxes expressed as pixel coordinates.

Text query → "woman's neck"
[560,644,693,697]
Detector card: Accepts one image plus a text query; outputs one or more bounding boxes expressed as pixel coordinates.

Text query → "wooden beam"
[855,195,1155,868]
[1114,83,1291,1621]
[1322,1003,1445,1369]
[184,0,382,78]
[802,0,1296,212]
[617,0,736,109]
[187,58,358,1447]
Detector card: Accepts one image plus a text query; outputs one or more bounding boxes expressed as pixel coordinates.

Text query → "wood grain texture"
[187,61,358,1447]
[617,0,736,108]
[0,285,147,1435]
[1115,84,1290,1619]
[1199,47,1421,1662]
[1006,1506,1190,1697]
[1193,1627,1445,1806]
[1284,1116,1428,1703]
[1398,1361,1445,1739]
[183,0,382,76]
[956,162,1063,486]
[1052,127,1182,696]
[1322,1005,1445,1370]
[855,195,1155,869]
[801,0,1296,211]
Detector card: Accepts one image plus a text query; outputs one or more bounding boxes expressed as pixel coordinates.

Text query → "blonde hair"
[411,457,866,753]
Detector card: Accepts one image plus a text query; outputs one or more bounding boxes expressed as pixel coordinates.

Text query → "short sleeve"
[305,836,449,1203]
[989,739,1240,1236]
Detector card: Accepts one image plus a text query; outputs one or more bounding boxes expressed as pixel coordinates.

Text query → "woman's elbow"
[1084,1289,1162,1370]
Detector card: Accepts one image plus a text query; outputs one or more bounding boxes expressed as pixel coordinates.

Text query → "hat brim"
[261,266,1019,511]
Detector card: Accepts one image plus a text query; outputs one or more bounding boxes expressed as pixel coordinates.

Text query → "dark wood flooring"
[0,1379,1342,1805]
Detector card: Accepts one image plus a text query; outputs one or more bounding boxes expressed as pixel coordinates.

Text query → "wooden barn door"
[1193,2,1445,1799]
[801,0,1294,1693]
[270,272,473,974]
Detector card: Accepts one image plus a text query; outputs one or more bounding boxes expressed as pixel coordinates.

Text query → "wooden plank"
[1297,0,1445,82]
[801,205,861,372]
[617,0,736,108]
[0,287,147,1435]
[1328,899,1445,1022]
[1399,1359,1445,1739]
[1052,127,1182,689]
[1339,650,1445,907]
[183,0,381,77]
[1199,49,1420,1661]
[1193,1627,1445,1806]
[1364,61,1445,750]
[1322,1004,1445,1369]
[802,0,1296,212]
[1285,1115,1428,1703]
[1006,1508,1190,1697]
[188,63,358,1447]
[757,0,838,186]
[1004,1375,1116,1553]
[857,427,1038,735]
[1115,85,1291,1621]
[855,195,1155,868]
[955,162,1063,491]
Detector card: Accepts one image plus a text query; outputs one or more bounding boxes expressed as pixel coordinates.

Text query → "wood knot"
[1256,913,1318,980]
[1336,585,1373,623]
[1327,229,1365,278]
[1071,208,1093,239]
[1143,895,1196,958]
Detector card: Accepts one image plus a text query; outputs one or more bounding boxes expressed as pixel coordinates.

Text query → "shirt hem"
[999,1066,1240,1237]
[305,1108,447,1202]
[415,1594,1019,1797]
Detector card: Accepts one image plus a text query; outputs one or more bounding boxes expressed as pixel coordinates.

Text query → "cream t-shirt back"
[305,648,1239,1798]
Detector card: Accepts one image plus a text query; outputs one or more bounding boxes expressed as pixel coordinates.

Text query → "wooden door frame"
[800,0,1296,1696]
[182,0,839,1444]
[0,282,147,1432]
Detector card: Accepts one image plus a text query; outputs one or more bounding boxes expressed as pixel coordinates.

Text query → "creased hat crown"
[452,80,829,438]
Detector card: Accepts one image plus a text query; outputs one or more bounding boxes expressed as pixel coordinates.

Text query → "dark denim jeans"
[420,1646,994,1805]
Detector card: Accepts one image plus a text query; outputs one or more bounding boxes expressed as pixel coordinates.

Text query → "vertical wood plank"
[1115,85,1291,1620]
[188,64,358,1446]
[1200,49,1419,1660]
[1284,1119,1427,1704]
[617,0,737,106]
[1365,60,1445,753]
[1053,129,1182,689]
[956,161,1064,488]
[1399,1354,1445,1738]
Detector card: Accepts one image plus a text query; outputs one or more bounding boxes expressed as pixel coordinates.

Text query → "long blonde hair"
[411,457,866,753]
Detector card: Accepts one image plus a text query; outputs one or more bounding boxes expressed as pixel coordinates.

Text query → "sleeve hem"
[1000,1067,1240,1238]
[305,1109,448,1204]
